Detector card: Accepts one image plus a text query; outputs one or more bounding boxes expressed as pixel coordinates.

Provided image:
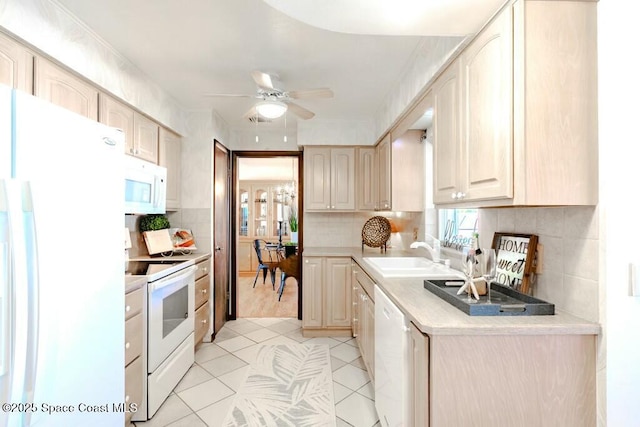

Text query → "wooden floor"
[237,272,298,318]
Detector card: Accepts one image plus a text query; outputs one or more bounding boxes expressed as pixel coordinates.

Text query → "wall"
[478,207,599,322]
[0,0,189,135]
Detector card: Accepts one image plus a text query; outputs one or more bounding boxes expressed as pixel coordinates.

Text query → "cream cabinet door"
[34,57,98,120]
[376,134,391,210]
[133,112,159,163]
[304,148,331,210]
[357,147,377,211]
[362,291,375,379]
[433,61,462,204]
[99,93,135,152]
[409,322,429,427]
[302,257,323,328]
[0,32,33,93]
[330,148,355,210]
[461,5,513,201]
[237,240,253,273]
[159,127,182,209]
[325,258,352,327]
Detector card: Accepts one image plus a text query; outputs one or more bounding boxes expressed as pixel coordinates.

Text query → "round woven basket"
[361,216,391,248]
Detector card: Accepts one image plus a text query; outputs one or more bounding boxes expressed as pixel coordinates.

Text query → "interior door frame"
[229,150,304,320]
[212,140,231,338]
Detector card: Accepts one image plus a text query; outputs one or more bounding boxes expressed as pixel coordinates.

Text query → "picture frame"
[491,232,538,294]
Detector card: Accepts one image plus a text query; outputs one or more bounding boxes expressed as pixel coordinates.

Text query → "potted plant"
[283,241,297,258]
[288,208,298,244]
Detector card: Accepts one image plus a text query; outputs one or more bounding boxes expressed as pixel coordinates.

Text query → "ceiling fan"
[204,70,333,121]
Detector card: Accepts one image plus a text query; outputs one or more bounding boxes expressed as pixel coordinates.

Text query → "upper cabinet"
[34,57,98,120]
[357,147,377,211]
[132,113,159,163]
[159,127,182,210]
[0,32,33,93]
[99,93,162,165]
[304,147,355,211]
[373,131,425,212]
[433,0,597,207]
[99,93,134,149]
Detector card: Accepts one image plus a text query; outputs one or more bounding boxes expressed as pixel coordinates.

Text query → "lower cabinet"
[194,257,211,347]
[408,322,429,426]
[124,284,145,426]
[351,262,375,381]
[302,256,352,336]
[409,325,596,426]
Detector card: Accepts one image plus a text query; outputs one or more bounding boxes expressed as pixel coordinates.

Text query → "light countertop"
[303,246,601,337]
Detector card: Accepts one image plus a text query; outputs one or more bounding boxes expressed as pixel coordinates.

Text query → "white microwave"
[124,155,167,214]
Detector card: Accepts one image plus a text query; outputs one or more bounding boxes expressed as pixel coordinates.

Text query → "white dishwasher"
[374,285,409,427]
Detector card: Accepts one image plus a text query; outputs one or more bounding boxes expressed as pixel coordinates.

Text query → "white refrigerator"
[0,85,125,426]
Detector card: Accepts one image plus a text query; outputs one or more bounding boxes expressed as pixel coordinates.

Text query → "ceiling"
[54,0,504,132]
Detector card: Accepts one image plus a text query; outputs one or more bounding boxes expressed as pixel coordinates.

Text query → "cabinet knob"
[305,260,309,263]
[457,192,466,199]
[129,148,134,154]
[331,205,335,209]
[125,305,131,312]
[125,395,130,403]
[202,319,208,324]
[125,342,130,349]
[201,289,207,294]
[451,192,457,199]
[203,267,209,273]
[326,205,330,209]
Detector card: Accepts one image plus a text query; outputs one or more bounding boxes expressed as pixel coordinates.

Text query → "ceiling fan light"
[256,101,287,119]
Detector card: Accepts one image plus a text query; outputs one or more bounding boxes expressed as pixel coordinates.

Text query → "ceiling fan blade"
[287,102,315,120]
[288,88,334,99]
[251,70,274,90]
[203,93,252,98]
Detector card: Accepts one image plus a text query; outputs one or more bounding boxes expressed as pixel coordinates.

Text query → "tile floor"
[134,318,380,427]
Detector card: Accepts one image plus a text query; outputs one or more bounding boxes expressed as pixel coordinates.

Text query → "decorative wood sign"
[491,232,538,294]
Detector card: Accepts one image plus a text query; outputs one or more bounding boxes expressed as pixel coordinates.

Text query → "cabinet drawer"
[354,263,376,302]
[195,274,210,310]
[125,287,144,321]
[195,259,210,281]
[125,312,143,366]
[195,301,210,346]
[124,356,143,424]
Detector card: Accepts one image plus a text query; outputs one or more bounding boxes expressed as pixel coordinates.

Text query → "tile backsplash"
[478,206,599,322]
[124,208,211,257]
[303,211,424,250]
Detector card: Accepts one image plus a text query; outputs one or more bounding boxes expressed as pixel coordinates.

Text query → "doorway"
[230,151,303,320]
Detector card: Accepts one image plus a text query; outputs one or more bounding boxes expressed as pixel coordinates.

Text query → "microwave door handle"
[153,176,164,209]
[148,265,196,293]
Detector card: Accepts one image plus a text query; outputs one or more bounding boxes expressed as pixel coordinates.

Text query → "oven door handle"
[149,265,197,292]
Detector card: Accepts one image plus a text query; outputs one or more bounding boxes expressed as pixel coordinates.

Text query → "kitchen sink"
[362,257,461,279]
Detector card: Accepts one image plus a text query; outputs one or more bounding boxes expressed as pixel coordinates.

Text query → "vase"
[290,231,298,244]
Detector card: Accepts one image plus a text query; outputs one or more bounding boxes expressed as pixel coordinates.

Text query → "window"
[438,208,478,251]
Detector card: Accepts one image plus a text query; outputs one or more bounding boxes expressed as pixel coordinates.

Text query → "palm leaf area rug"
[223,344,336,427]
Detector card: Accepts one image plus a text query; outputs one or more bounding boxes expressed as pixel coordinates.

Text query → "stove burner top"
[125,259,195,282]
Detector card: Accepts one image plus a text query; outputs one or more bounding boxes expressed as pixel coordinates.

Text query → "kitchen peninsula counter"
[303,246,600,337]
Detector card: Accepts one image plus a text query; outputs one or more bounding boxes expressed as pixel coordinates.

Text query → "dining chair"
[252,239,279,290]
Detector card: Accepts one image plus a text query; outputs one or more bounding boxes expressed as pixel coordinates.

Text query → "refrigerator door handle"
[0,179,14,427]
[19,182,39,423]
